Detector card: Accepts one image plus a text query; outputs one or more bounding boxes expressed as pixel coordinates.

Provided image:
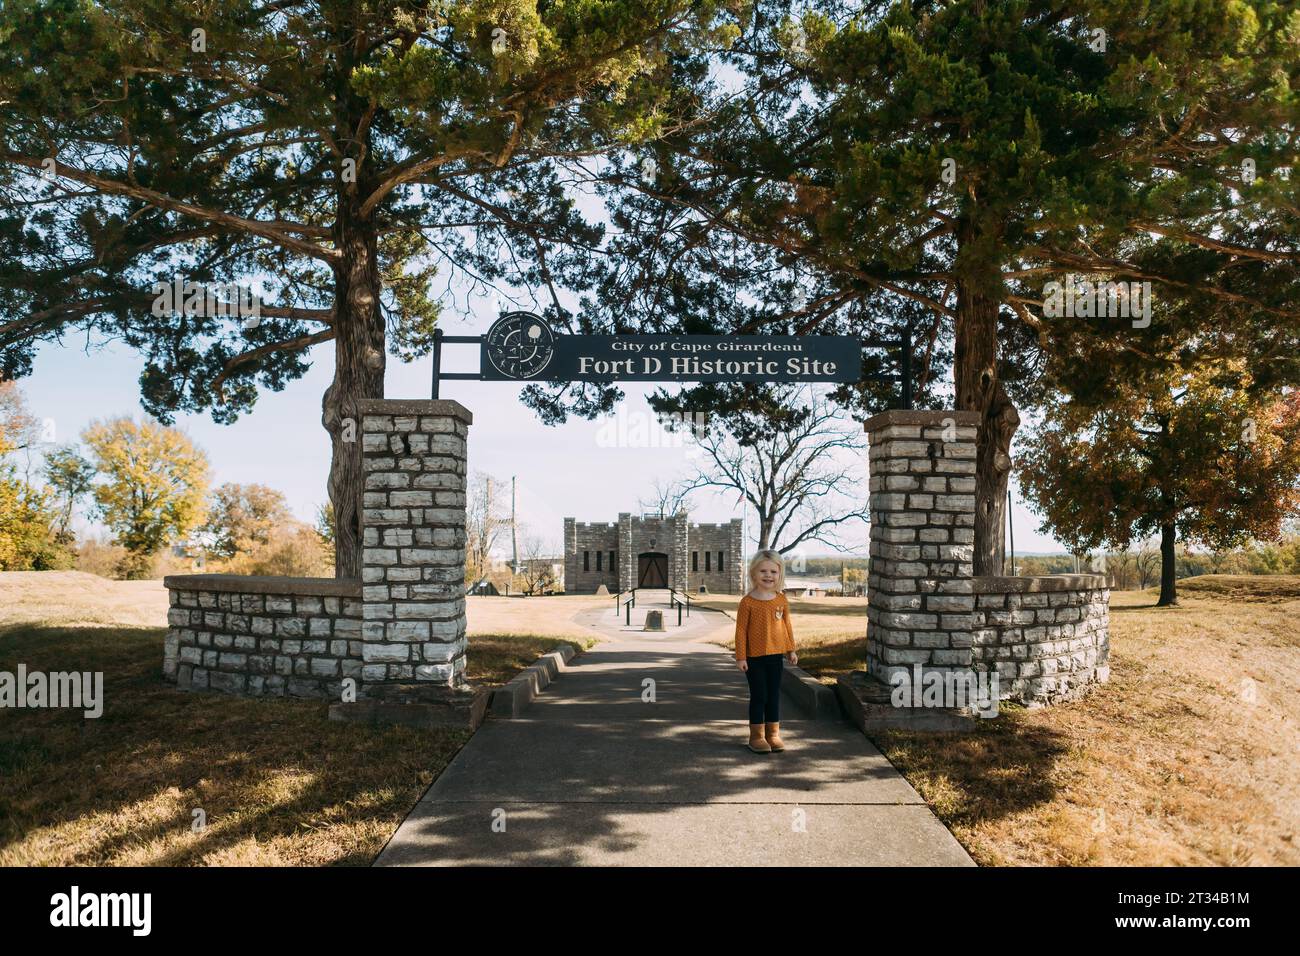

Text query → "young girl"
[735,550,798,754]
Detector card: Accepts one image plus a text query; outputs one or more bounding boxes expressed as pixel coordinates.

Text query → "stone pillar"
[671,511,689,591]
[358,399,470,695]
[865,410,980,686]
[563,517,575,593]
[619,512,634,589]
[730,518,745,594]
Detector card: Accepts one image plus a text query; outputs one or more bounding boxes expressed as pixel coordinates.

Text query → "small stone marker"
[644,610,665,631]
[594,583,609,595]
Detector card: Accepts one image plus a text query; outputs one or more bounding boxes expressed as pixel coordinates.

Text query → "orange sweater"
[734,592,796,661]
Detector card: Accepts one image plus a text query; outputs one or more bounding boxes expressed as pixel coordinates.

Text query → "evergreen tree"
[576,0,1300,574]
[0,0,742,576]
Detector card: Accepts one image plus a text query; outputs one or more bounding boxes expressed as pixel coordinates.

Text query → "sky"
[18,293,1068,559]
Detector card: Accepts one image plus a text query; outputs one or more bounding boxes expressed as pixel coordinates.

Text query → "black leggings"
[744,654,784,724]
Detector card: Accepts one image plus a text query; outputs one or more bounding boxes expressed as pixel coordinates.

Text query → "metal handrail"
[667,587,692,626]
[614,587,638,622]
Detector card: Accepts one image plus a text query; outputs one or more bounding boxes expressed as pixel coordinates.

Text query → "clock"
[484,311,556,379]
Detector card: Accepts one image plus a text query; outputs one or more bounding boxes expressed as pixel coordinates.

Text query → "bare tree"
[466,472,508,588]
[1106,550,1137,590]
[517,530,559,595]
[1136,545,1161,590]
[638,479,693,517]
[674,385,869,554]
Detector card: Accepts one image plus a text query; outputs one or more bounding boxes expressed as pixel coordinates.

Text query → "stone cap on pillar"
[862,409,981,432]
[973,574,1109,592]
[356,398,472,425]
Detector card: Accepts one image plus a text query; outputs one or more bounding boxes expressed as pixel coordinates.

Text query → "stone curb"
[781,664,844,722]
[835,672,979,734]
[489,643,581,718]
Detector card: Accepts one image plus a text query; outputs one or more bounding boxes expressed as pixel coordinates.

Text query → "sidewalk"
[375,597,974,866]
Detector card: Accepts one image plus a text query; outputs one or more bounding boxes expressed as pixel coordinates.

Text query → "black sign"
[480,313,861,383]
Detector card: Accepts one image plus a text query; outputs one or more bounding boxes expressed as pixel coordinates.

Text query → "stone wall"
[863,409,1110,707]
[163,576,363,698]
[564,519,619,593]
[163,399,472,701]
[685,519,744,593]
[972,576,1109,705]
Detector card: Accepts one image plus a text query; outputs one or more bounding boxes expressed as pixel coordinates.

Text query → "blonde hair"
[747,549,787,592]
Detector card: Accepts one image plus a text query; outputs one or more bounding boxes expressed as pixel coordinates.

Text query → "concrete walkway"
[376,594,974,866]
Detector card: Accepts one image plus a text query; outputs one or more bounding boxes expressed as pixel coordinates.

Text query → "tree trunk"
[1157,522,1178,606]
[325,197,385,579]
[954,218,1019,577]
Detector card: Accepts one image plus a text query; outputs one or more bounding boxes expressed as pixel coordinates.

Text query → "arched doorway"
[637,552,668,588]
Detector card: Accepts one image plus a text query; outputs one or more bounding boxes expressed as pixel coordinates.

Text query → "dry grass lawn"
[702,577,1299,865]
[0,570,170,629]
[0,572,597,866]
[5,572,1294,865]
[467,593,612,642]
[876,577,1300,865]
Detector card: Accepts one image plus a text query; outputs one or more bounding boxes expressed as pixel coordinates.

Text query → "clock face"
[484,312,555,379]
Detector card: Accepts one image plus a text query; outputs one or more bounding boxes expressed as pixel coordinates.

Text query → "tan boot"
[765,722,785,752]
[748,724,771,753]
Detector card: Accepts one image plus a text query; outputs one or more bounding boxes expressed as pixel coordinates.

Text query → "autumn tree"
[315,500,335,565]
[82,417,211,577]
[1019,365,1300,606]
[199,482,294,559]
[0,0,744,577]
[0,395,69,569]
[0,378,45,483]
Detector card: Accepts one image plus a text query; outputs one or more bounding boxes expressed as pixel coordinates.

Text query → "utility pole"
[484,475,493,585]
[511,475,519,575]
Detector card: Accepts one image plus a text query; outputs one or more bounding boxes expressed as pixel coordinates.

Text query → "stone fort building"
[563,512,744,593]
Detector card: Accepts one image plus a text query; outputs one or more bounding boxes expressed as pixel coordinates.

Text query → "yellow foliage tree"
[81,418,210,578]
[0,382,72,570]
